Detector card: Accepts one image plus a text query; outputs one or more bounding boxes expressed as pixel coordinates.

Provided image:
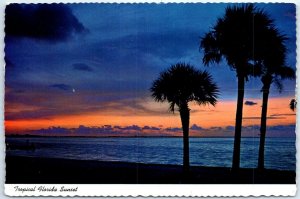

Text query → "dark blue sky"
[6,3,296,94]
[5,3,296,130]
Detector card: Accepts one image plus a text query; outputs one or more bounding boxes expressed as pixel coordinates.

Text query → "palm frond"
[200,3,279,80]
[275,66,295,80]
[290,99,297,111]
[150,63,219,113]
[200,32,222,65]
[273,78,283,93]
[257,26,288,75]
[168,101,176,113]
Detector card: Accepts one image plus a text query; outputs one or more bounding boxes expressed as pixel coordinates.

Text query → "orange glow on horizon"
[5,96,295,134]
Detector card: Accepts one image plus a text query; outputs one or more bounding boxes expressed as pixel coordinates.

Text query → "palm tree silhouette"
[150,63,218,175]
[289,99,297,111]
[256,27,295,170]
[200,4,273,170]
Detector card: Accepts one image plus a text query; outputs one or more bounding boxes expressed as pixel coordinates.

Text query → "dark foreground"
[6,156,295,184]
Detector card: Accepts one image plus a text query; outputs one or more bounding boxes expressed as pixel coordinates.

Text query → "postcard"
[3,0,297,196]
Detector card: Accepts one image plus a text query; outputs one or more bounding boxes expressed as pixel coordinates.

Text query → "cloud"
[165,127,182,132]
[13,123,296,137]
[142,126,161,131]
[243,116,286,120]
[242,113,296,121]
[117,125,141,131]
[5,87,171,121]
[244,101,258,106]
[50,84,72,91]
[190,124,203,131]
[30,125,121,136]
[270,113,296,117]
[5,4,88,41]
[225,126,235,131]
[28,124,155,136]
[27,124,168,136]
[209,126,223,131]
[72,63,93,72]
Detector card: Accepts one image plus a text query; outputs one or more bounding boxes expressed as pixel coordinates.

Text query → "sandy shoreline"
[6,155,295,184]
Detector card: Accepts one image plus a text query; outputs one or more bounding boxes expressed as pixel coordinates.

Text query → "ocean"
[6,137,296,171]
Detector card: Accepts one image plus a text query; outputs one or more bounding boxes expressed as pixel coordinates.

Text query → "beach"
[6,155,295,184]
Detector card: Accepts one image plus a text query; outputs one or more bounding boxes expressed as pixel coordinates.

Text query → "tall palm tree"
[256,27,295,170]
[200,4,273,170]
[150,63,219,175]
[256,26,295,170]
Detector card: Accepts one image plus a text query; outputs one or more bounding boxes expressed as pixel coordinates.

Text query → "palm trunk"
[258,81,271,170]
[179,103,190,176]
[232,75,245,170]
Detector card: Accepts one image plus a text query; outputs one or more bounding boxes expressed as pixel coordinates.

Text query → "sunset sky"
[5,3,296,137]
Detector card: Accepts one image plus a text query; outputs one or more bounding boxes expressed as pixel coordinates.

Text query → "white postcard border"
[4,184,297,197]
[1,0,299,197]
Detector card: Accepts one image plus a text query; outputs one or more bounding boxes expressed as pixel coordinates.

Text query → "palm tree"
[150,63,219,175]
[257,27,295,170]
[200,4,274,170]
[290,99,297,111]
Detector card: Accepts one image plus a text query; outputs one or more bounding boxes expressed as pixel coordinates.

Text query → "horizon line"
[5,134,295,138]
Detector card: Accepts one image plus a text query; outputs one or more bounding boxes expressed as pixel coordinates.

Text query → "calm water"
[6,137,296,171]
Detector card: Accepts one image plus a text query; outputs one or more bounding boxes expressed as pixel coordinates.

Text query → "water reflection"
[6,137,295,170]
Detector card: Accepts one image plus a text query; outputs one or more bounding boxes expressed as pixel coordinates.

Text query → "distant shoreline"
[6,155,295,184]
[5,135,295,139]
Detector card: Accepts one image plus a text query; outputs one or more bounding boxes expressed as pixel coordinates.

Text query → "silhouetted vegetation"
[290,99,297,111]
[151,63,219,175]
[256,27,295,170]
[200,4,283,170]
